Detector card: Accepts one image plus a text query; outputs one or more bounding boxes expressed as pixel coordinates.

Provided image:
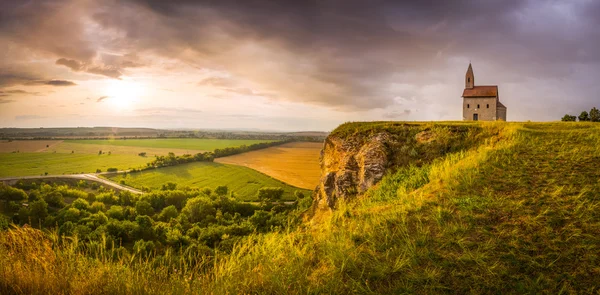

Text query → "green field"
[69,138,276,151]
[106,162,310,201]
[0,153,150,177]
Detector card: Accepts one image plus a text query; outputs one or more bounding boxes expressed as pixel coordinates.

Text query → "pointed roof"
[466,63,473,75]
[462,85,498,97]
[497,101,507,109]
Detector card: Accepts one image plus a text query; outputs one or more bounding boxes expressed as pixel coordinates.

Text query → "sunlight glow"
[105,80,144,110]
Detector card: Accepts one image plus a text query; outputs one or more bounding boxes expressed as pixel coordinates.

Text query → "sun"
[105,80,144,110]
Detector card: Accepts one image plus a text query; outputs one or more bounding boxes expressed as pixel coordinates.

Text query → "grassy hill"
[2,122,600,294]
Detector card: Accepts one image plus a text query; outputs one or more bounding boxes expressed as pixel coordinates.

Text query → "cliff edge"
[312,122,490,212]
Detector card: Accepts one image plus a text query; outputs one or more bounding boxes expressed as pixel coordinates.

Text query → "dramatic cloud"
[1,0,600,129]
[56,58,122,79]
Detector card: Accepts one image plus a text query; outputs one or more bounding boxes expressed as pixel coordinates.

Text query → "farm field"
[106,161,310,201]
[0,140,62,152]
[215,142,322,189]
[0,153,149,177]
[70,138,276,151]
[47,141,199,156]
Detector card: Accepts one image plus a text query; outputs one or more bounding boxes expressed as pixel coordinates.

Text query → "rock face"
[311,122,481,212]
[313,132,395,211]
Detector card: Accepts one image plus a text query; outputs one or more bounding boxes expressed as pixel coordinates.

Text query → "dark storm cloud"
[2,0,600,113]
[96,0,600,109]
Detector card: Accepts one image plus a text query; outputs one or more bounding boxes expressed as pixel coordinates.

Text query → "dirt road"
[0,173,143,194]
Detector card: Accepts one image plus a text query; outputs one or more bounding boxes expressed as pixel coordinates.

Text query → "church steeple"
[465,63,474,89]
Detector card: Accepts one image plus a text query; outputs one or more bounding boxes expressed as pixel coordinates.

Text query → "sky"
[1,0,599,131]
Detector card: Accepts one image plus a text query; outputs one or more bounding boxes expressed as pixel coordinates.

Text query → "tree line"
[144,140,290,169]
[561,107,600,122]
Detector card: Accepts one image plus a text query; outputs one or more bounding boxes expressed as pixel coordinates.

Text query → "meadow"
[3,122,600,294]
[70,138,276,151]
[215,142,322,189]
[0,153,150,177]
[106,162,309,201]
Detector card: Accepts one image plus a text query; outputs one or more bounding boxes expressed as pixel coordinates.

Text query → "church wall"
[463,97,498,121]
[497,107,507,121]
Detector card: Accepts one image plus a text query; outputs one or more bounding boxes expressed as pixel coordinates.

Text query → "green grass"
[69,138,276,151]
[2,122,600,294]
[106,162,309,201]
[0,153,150,177]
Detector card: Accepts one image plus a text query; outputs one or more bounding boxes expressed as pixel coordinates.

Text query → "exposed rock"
[312,132,395,211]
[311,123,479,213]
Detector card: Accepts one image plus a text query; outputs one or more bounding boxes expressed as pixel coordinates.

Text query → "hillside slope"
[2,122,600,294]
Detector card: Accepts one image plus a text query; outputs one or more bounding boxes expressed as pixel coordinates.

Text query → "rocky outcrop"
[313,132,396,211]
[311,122,480,212]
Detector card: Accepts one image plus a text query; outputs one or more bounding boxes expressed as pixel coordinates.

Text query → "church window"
[477,104,480,108]
[467,104,470,108]
[468,78,470,83]
[487,104,489,108]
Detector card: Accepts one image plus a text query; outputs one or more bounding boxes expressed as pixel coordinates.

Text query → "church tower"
[465,63,474,89]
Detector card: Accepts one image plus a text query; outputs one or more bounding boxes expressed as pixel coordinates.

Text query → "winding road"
[0,173,143,194]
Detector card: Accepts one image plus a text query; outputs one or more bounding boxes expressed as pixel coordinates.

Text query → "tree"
[29,199,49,225]
[215,186,228,196]
[135,200,154,216]
[161,182,177,191]
[90,201,106,213]
[579,111,590,122]
[257,187,284,204]
[158,205,179,221]
[18,207,30,225]
[0,184,28,202]
[590,107,600,122]
[72,198,90,211]
[107,205,125,220]
[561,114,576,122]
[294,190,306,199]
[44,191,65,208]
[181,196,216,224]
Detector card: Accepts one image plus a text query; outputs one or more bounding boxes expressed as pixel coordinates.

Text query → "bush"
[0,184,28,202]
[106,167,118,173]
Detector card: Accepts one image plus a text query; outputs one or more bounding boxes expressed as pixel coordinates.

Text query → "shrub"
[106,167,118,173]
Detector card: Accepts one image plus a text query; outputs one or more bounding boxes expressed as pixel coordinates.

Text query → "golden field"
[215,141,322,189]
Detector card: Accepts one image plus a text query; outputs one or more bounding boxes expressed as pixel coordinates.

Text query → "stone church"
[462,63,507,121]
